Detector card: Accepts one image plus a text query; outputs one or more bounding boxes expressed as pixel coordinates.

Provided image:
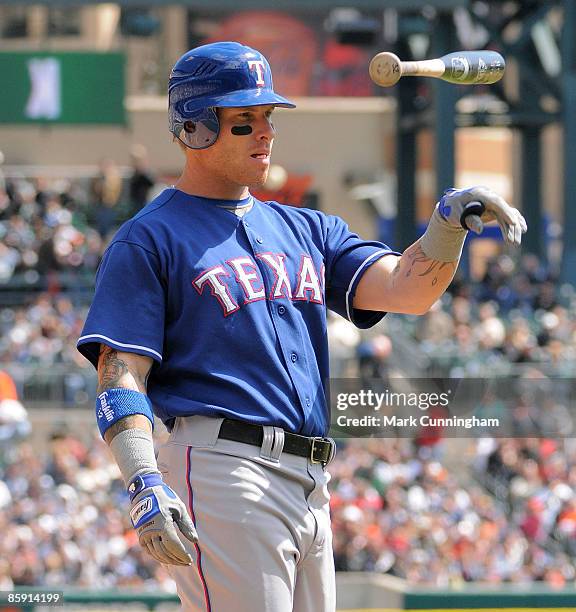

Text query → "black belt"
[219,418,335,465]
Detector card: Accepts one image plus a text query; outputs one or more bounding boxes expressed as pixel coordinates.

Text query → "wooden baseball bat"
[369,50,505,87]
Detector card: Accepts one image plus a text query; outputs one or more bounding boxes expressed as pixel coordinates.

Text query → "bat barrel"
[440,51,505,85]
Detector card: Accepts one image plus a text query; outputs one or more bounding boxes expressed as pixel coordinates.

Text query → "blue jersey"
[77,189,396,436]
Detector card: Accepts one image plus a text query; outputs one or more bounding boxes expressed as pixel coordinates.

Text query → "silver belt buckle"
[310,437,330,464]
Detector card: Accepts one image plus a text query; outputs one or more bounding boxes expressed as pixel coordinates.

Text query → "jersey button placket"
[291,353,298,363]
[278,305,286,315]
[241,219,259,254]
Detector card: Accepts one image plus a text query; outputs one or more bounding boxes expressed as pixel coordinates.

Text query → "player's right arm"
[96,344,197,566]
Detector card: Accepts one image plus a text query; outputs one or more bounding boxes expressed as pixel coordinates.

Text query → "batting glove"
[439,186,527,246]
[128,472,198,566]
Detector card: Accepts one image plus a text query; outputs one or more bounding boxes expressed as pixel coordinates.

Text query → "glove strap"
[127,472,163,502]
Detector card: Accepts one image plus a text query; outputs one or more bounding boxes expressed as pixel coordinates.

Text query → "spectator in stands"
[128,144,155,217]
[0,370,30,455]
[356,333,392,383]
[90,158,123,238]
[0,150,5,193]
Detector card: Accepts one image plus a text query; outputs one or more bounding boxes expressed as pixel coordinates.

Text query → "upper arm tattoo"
[98,346,128,390]
[97,345,148,394]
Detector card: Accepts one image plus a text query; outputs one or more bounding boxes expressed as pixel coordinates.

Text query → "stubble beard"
[245,166,269,188]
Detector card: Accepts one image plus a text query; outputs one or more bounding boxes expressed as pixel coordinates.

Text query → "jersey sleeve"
[324,215,398,329]
[77,240,166,368]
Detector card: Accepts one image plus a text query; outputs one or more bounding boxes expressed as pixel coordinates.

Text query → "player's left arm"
[354,186,527,315]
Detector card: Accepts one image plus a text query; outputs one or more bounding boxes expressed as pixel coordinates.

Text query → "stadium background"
[1,1,576,610]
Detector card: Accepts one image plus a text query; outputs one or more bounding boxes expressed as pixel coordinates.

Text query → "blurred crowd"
[322,252,576,586]
[0,427,176,591]
[0,154,157,401]
[0,149,156,285]
[478,437,576,562]
[413,254,576,378]
[0,294,94,406]
[0,294,87,367]
[329,253,576,380]
[330,437,576,587]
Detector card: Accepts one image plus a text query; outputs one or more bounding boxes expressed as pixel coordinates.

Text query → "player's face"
[200,105,276,191]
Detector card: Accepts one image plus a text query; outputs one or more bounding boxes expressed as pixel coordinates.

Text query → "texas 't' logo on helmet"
[248,60,266,86]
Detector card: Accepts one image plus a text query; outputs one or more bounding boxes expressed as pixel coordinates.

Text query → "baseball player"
[77,41,526,611]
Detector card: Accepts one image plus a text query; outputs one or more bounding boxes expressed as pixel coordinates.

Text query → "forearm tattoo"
[396,245,457,287]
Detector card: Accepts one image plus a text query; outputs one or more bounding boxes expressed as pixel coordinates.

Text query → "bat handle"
[401,59,445,78]
[460,201,485,230]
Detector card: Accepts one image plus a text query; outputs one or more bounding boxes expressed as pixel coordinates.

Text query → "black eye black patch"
[231,125,253,136]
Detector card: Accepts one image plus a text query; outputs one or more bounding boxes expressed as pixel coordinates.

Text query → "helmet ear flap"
[170,107,220,150]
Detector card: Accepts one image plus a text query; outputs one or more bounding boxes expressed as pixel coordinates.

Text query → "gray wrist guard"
[419,204,468,262]
[108,428,159,486]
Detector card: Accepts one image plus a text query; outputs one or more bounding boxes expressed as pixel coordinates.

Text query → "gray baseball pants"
[156,415,336,612]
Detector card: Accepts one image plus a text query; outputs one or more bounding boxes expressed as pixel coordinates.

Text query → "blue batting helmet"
[168,41,296,149]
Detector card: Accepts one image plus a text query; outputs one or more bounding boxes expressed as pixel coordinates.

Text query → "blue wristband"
[96,388,154,438]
